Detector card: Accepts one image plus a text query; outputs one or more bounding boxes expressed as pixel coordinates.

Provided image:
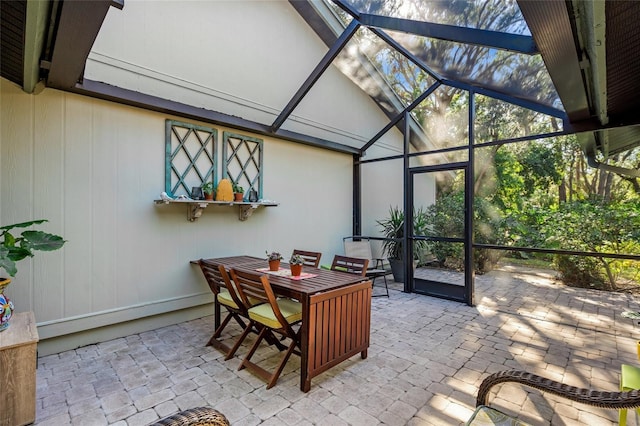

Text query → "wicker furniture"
[150,407,229,425]
[467,370,640,425]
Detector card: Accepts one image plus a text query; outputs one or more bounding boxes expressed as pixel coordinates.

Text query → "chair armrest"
[373,258,386,269]
[151,407,230,425]
[477,370,640,410]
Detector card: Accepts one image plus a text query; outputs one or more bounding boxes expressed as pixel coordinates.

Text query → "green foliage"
[289,254,304,265]
[538,199,640,289]
[520,143,563,194]
[491,148,525,212]
[201,182,214,195]
[554,255,605,289]
[265,251,282,261]
[0,220,66,277]
[377,206,429,260]
[424,190,506,273]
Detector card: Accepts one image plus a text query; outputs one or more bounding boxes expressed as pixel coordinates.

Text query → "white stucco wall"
[0,79,354,354]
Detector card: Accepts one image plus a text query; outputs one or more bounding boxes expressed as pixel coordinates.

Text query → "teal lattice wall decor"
[222,132,264,199]
[165,120,217,197]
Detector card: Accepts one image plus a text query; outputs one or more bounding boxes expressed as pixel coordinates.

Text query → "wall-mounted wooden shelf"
[154,199,279,221]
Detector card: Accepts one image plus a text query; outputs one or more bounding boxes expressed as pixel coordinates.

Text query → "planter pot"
[234,193,244,202]
[387,259,417,283]
[204,192,214,201]
[269,260,280,271]
[290,264,302,277]
[0,278,14,332]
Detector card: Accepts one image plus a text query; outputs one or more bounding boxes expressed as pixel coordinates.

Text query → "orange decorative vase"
[290,264,302,277]
[269,260,280,271]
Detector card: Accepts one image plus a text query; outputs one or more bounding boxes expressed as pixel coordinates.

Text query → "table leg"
[300,295,311,392]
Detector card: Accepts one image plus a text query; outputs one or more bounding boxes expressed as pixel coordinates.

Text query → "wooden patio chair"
[291,249,322,268]
[198,259,253,360]
[330,254,369,276]
[466,370,640,425]
[343,236,389,297]
[230,267,302,389]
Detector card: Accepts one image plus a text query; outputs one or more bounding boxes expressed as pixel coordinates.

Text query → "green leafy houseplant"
[377,206,429,259]
[289,254,304,265]
[232,183,244,194]
[377,206,429,282]
[202,182,214,195]
[289,254,304,276]
[0,220,66,277]
[265,251,283,261]
[266,251,283,272]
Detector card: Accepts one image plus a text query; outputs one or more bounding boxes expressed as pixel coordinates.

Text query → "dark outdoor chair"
[330,254,369,276]
[230,267,303,389]
[466,370,640,425]
[198,259,253,360]
[343,236,389,297]
[291,249,322,268]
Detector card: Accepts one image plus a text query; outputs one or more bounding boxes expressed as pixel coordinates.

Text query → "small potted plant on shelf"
[233,183,244,202]
[289,254,304,277]
[202,182,215,201]
[266,251,283,271]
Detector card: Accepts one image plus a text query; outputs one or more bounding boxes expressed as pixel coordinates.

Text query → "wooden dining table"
[197,255,373,392]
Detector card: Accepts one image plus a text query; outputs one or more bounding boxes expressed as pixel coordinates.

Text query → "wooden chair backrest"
[198,259,244,309]
[292,249,322,268]
[229,268,293,333]
[330,255,369,277]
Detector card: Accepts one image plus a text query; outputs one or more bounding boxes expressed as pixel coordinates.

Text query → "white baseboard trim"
[36,293,215,356]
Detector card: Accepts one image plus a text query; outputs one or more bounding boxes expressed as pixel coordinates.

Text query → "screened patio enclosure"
[3,0,640,310]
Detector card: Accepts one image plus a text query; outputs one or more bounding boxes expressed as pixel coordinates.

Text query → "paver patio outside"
[34,265,640,425]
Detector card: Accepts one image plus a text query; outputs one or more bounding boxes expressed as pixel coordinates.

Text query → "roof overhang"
[519,0,640,175]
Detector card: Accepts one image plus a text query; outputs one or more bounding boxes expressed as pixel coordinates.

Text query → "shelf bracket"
[188,203,209,221]
[239,204,260,221]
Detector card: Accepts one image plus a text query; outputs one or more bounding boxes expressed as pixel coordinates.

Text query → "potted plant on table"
[289,254,304,277]
[266,251,283,271]
[377,206,428,283]
[0,220,66,331]
[202,182,215,201]
[233,183,244,202]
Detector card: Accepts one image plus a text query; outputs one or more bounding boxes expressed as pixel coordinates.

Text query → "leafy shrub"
[425,191,506,273]
[554,255,606,289]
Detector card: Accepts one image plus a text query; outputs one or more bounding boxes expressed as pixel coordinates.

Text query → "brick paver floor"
[34,265,640,425]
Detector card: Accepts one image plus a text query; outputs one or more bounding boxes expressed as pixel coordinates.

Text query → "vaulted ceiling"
[2,0,640,174]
